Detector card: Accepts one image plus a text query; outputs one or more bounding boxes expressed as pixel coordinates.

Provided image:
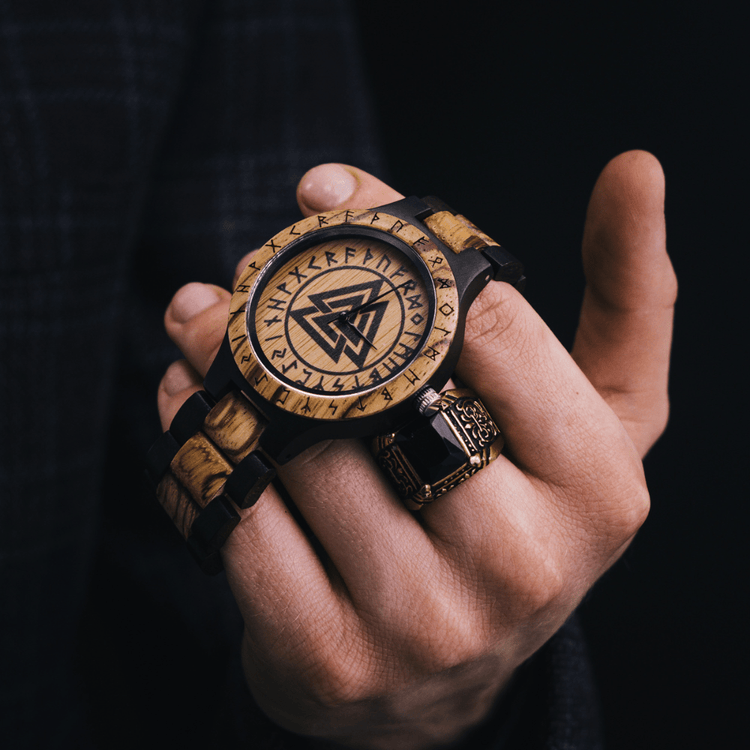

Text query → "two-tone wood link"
[371,388,504,510]
[420,197,526,291]
[146,390,275,574]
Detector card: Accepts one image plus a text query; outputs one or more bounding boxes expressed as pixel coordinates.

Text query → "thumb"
[234,164,404,288]
[296,163,403,215]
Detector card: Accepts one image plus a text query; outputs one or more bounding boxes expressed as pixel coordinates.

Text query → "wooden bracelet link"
[146,390,275,574]
[421,198,526,291]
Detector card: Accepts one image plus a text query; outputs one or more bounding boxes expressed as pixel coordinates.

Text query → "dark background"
[356,3,745,748]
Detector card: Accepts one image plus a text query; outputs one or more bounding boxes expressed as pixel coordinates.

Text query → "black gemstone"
[394,413,467,486]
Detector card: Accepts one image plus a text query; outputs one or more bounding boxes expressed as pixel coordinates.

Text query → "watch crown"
[414,387,442,417]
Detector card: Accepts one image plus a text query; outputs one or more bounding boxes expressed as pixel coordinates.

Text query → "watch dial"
[250,235,435,395]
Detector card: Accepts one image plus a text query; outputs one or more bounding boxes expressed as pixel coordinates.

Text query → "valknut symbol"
[290,281,389,368]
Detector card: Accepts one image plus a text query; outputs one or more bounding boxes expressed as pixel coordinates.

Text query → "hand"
[157,155,675,749]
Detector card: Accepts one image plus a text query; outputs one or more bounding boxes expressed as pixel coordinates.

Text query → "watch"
[146,195,525,573]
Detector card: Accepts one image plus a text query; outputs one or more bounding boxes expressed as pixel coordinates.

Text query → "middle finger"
[274,437,448,614]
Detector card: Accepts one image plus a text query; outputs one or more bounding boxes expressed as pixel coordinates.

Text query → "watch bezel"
[228,207,460,422]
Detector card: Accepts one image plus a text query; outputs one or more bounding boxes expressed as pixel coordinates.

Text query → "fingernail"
[298,164,358,211]
[170,282,220,323]
[162,360,195,396]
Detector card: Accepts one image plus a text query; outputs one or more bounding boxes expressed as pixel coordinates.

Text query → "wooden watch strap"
[421,198,526,291]
[148,389,275,574]
[423,209,499,254]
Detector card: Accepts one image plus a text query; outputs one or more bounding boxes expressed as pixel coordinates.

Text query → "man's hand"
[156,153,676,749]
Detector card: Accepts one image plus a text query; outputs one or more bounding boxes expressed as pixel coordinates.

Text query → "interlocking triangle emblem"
[289,280,389,368]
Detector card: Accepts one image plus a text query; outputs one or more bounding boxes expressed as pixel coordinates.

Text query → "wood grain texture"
[423,210,501,254]
[169,432,232,507]
[157,473,202,539]
[203,391,266,464]
[157,390,270,543]
[252,235,431,398]
[228,207,461,422]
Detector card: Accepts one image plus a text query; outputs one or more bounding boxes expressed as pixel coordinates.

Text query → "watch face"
[250,234,433,396]
[228,208,460,422]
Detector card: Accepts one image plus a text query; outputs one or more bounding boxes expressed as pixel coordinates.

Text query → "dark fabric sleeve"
[0,2,208,746]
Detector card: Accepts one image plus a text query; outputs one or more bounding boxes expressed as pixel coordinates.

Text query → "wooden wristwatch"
[146,196,525,573]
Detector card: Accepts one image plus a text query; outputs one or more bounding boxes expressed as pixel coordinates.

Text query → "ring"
[371,387,504,510]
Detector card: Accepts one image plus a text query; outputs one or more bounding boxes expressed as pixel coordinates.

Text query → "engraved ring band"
[371,387,504,510]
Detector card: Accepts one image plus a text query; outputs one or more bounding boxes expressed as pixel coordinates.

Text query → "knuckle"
[495,550,567,623]
[578,467,651,550]
[303,666,364,708]
[463,285,529,360]
[408,608,489,673]
[615,479,651,539]
[363,577,492,675]
[293,632,374,707]
[446,513,575,631]
[599,441,653,538]
[449,541,567,637]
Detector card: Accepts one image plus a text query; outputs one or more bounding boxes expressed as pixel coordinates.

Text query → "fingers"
[457,282,642,483]
[157,359,203,430]
[221,481,357,673]
[422,282,647,568]
[445,153,672,495]
[296,163,403,216]
[163,282,231,376]
[571,150,677,456]
[169,164,406,392]
[269,439,446,615]
[158,158,655,630]
[420,154,666,568]
[159,293,357,670]
[162,164,453,618]
[284,163,458,606]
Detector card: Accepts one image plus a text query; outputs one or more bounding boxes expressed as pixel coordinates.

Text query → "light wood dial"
[250,236,433,395]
